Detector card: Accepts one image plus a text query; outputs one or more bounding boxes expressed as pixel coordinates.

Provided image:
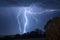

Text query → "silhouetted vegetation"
[45,17,60,40]
[0,29,45,40]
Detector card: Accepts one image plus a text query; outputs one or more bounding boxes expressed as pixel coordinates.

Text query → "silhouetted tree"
[45,17,60,40]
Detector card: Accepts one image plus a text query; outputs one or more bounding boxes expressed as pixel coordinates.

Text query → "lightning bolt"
[23,8,28,33]
[17,6,59,34]
[23,7,32,33]
[17,10,21,33]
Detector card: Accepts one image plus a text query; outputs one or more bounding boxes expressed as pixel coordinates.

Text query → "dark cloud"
[0,0,60,8]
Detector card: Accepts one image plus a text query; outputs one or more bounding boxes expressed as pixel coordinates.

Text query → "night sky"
[0,0,60,35]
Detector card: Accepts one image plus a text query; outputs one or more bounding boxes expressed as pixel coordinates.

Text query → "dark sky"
[0,0,60,35]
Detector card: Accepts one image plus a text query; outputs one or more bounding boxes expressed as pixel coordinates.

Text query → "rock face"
[45,17,60,40]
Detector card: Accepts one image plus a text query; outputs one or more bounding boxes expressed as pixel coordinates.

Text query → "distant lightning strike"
[17,10,21,33]
[23,7,32,33]
[23,8,28,33]
[17,6,59,34]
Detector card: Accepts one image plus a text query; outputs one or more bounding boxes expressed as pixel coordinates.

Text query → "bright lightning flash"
[23,7,32,33]
[17,6,59,34]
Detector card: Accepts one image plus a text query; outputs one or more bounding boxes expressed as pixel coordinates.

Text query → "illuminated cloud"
[17,5,59,34]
